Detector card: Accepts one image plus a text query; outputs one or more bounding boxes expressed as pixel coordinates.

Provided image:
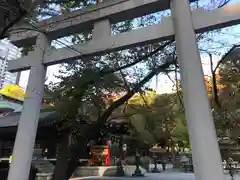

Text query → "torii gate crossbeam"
[9,0,197,46]
[6,0,240,180]
[8,4,240,72]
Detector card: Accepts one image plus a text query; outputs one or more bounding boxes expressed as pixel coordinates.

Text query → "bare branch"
[213,45,240,73]
[208,53,221,108]
[208,43,240,108]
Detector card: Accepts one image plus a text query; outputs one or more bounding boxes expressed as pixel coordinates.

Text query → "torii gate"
[6,0,240,180]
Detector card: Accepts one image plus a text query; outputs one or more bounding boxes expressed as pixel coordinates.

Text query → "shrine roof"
[0,109,56,128]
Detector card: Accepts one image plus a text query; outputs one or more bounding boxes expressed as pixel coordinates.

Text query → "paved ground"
[70,172,240,180]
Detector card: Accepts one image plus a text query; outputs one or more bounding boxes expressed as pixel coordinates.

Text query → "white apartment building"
[0,39,21,88]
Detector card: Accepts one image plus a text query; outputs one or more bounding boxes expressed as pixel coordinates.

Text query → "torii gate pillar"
[7,34,48,180]
[171,0,224,180]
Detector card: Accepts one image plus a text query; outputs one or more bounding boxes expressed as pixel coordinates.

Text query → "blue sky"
[18,0,240,94]
[149,0,240,93]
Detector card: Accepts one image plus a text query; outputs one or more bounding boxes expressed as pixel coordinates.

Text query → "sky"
[17,0,240,94]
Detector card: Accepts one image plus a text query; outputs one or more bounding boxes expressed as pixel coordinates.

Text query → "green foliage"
[171,117,189,148]
[213,53,240,139]
[115,90,188,148]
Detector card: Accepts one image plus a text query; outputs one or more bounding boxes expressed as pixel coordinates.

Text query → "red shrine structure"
[90,140,111,166]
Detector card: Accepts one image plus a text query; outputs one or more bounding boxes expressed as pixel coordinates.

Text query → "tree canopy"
[1,0,239,179]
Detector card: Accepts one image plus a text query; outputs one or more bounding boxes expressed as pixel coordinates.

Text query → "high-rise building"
[0,47,8,87]
[0,39,21,88]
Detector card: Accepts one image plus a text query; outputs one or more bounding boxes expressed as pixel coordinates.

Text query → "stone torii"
[6,0,240,180]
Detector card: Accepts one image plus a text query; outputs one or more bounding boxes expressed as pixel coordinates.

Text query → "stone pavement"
[70,172,240,180]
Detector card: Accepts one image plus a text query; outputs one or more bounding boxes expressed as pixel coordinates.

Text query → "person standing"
[227,157,234,180]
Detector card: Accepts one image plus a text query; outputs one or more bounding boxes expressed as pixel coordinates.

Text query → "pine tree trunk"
[66,138,89,179]
[52,129,72,180]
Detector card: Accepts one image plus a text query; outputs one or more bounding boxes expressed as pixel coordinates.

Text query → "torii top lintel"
[7,2,240,73]
[9,0,197,46]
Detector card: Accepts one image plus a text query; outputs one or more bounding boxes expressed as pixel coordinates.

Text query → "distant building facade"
[0,39,21,88]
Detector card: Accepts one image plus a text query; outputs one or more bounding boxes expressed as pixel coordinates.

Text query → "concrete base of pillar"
[132,168,144,177]
[151,167,161,173]
[116,165,125,176]
[71,166,146,178]
[35,173,52,180]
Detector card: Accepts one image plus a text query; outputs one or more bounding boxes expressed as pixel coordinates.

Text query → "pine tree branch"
[218,0,231,8]
[97,58,175,126]
[99,40,173,75]
[0,0,27,39]
[63,40,173,93]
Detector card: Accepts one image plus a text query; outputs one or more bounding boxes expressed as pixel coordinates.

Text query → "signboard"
[90,143,111,166]
[149,145,167,153]
[91,146,108,155]
[0,84,25,101]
